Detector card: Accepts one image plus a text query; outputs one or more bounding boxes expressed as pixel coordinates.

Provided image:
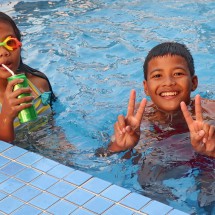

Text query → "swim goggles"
[0,36,22,51]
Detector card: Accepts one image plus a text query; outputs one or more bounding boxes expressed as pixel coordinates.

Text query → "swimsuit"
[0,79,52,130]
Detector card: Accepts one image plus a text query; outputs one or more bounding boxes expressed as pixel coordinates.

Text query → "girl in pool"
[108,42,215,158]
[0,12,56,142]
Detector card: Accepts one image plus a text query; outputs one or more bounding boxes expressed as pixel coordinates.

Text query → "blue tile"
[0,156,10,167]
[103,204,134,215]
[82,177,111,194]
[0,196,23,214]
[15,168,41,182]
[2,146,27,159]
[30,174,58,190]
[47,181,76,197]
[0,141,11,152]
[83,196,114,214]
[0,191,7,200]
[11,204,42,215]
[47,164,75,179]
[47,200,77,215]
[0,172,9,183]
[13,185,41,202]
[120,192,151,210]
[64,170,92,186]
[101,184,131,201]
[65,188,95,206]
[29,192,59,210]
[168,209,190,215]
[141,200,173,215]
[72,208,96,215]
[0,178,24,194]
[17,152,42,165]
[31,157,59,172]
[0,162,25,176]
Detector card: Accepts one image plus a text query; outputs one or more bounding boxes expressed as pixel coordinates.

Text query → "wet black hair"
[0,11,57,105]
[143,42,195,80]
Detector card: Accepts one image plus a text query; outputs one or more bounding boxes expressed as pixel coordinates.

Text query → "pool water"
[2,0,215,214]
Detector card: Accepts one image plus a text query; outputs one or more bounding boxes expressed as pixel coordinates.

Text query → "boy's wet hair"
[0,12,57,104]
[143,42,195,80]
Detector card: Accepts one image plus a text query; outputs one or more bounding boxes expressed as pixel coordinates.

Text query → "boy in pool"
[0,12,56,142]
[108,42,215,158]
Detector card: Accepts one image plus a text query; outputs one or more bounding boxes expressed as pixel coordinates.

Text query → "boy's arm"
[108,89,147,152]
[180,95,215,158]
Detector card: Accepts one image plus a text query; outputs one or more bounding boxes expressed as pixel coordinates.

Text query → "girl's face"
[143,55,198,113]
[0,21,21,79]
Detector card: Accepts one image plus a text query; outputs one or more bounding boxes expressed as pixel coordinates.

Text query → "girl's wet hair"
[143,42,195,80]
[0,12,57,105]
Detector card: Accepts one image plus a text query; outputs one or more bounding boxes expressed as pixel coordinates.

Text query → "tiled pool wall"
[0,141,189,215]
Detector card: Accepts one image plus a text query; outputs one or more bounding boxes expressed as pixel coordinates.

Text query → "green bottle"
[7,73,37,123]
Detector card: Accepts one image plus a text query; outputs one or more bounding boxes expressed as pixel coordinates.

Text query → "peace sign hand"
[108,89,147,152]
[180,95,215,157]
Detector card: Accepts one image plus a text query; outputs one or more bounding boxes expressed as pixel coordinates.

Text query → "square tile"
[65,188,95,206]
[101,184,130,201]
[29,192,59,210]
[47,180,76,197]
[0,172,9,183]
[15,168,42,182]
[72,208,96,215]
[47,200,77,215]
[32,157,59,172]
[0,191,7,200]
[17,152,42,166]
[64,170,92,186]
[11,204,42,215]
[120,192,151,210]
[0,162,25,176]
[13,185,41,202]
[168,209,190,215]
[0,141,12,152]
[83,196,114,214]
[0,196,23,214]
[0,156,10,167]
[141,200,172,215]
[47,164,75,179]
[82,177,111,194]
[30,174,58,190]
[2,146,27,159]
[103,204,134,215]
[0,178,24,194]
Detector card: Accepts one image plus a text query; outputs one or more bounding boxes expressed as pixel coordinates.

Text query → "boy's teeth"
[161,92,177,97]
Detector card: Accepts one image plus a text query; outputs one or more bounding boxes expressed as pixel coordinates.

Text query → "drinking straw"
[1,64,15,76]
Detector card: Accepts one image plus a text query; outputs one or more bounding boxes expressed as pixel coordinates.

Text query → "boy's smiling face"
[143,55,198,113]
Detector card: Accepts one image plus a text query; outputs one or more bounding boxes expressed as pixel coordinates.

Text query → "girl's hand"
[1,79,34,121]
[108,89,147,152]
[180,94,215,157]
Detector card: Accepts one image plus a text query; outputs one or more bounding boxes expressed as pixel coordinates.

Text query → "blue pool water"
[1,1,215,214]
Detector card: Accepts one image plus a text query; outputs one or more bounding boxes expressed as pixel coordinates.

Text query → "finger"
[202,123,210,143]
[16,103,33,112]
[135,98,147,124]
[12,87,32,98]
[208,125,215,140]
[127,89,136,117]
[118,115,126,131]
[6,79,24,92]
[195,94,203,121]
[114,122,122,136]
[14,96,34,106]
[180,101,194,130]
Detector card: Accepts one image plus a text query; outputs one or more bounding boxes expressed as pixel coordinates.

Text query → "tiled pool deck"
[0,141,189,215]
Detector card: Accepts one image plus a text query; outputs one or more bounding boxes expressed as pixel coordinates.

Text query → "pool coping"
[0,140,189,215]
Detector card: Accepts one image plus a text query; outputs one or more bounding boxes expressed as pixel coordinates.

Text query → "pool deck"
[0,141,189,215]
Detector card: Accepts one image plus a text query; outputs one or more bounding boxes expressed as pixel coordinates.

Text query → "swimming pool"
[2,0,215,214]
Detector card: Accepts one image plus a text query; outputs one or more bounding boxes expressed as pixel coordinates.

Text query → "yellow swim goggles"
[0,36,22,51]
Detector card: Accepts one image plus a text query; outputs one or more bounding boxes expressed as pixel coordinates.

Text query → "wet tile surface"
[0,141,189,215]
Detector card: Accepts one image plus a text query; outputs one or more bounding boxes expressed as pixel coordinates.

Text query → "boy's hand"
[180,94,215,157]
[108,89,147,152]
[1,79,34,121]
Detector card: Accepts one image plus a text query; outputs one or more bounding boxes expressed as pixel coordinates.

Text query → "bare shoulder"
[26,73,50,93]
